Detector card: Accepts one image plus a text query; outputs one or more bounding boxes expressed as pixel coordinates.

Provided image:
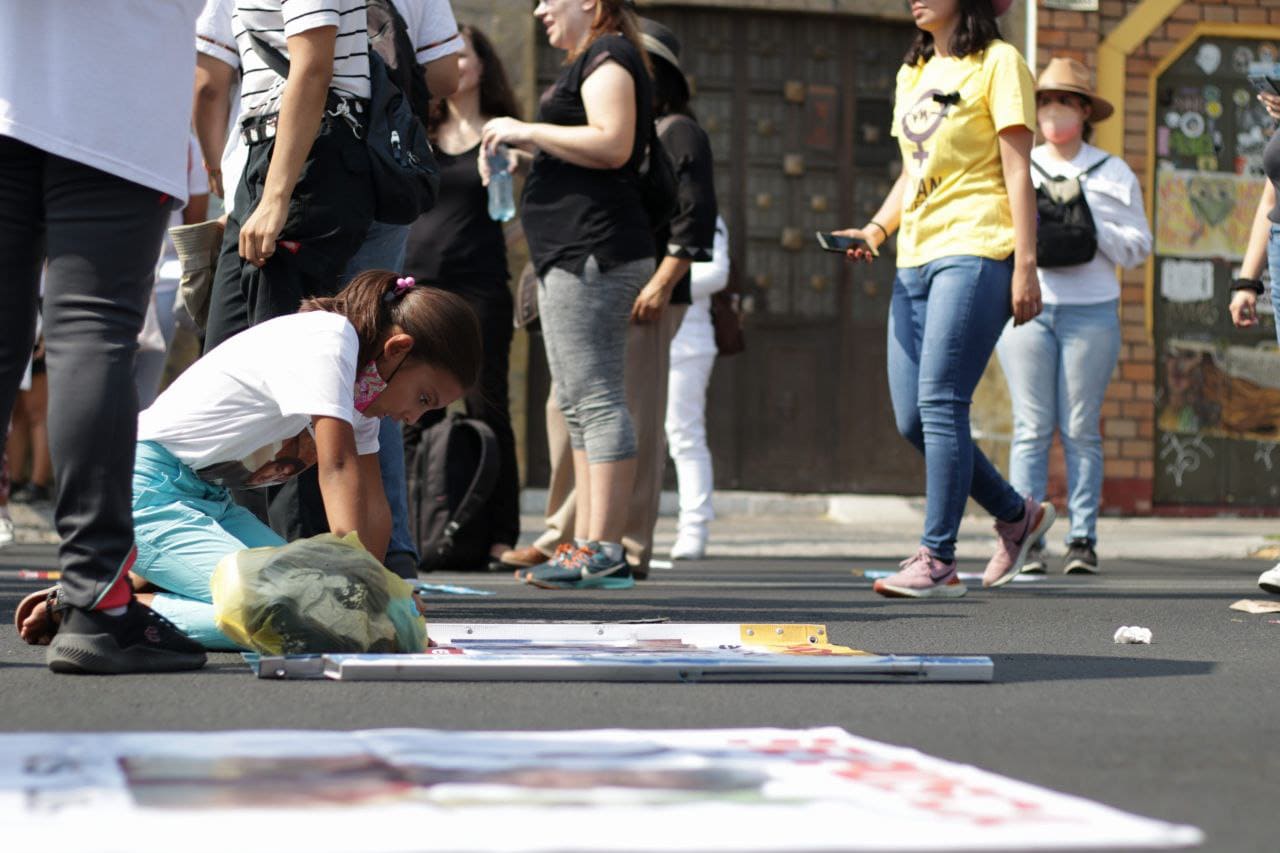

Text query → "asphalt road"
[1,542,1276,851]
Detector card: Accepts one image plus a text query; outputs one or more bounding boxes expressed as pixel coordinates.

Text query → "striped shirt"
[233,0,370,118]
[399,0,463,66]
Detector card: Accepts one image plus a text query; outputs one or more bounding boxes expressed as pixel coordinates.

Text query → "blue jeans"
[995,300,1120,546]
[1269,224,1280,347]
[132,441,285,649]
[341,221,418,563]
[888,255,1025,562]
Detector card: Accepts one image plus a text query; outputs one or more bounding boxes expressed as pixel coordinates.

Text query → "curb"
[519,488,919,520]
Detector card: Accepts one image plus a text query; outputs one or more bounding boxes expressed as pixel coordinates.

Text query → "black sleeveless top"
[403,142,509,288]
[521,34,655,278]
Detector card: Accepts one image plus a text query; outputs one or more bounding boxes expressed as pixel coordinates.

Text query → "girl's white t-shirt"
[138,312,380,489]
[0,0,203,200]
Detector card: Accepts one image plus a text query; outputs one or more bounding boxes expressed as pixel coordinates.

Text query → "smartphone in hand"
[815,231,874,255]
[1249,75,1280,97]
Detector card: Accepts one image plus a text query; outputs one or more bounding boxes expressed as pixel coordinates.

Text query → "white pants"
[665,351,717,530]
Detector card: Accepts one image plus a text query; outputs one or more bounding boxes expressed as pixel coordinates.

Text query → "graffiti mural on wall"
[1153,36,1280,506]
[1154,170,1257,259]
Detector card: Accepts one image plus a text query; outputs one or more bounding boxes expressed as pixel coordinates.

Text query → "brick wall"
[1032,0,1277,515]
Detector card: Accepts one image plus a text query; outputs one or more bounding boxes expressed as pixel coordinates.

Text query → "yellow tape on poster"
[739,623,869,656]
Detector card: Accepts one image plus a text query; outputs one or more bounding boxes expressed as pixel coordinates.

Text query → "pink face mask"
[353,276,417,413]
[353,361,389,413]
[1039,102,1083,145]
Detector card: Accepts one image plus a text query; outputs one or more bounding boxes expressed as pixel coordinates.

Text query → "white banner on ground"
[0,728,1200,851]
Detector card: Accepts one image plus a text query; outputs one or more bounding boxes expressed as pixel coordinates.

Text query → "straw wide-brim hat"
[1036,57,1115,122]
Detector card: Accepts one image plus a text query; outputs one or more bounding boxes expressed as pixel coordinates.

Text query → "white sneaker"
[0,516,14,549]
[670,525,708,561]
[1258,563,1280,595]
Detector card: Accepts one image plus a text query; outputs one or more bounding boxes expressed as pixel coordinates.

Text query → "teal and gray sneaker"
[577,542,634,589]
[525,542,635,590]
[522,545,588,588]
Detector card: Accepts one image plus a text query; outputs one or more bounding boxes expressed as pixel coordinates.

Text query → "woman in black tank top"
[478,0,657,588]
[403,25,522,564]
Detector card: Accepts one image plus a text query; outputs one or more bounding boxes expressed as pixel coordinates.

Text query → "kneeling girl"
[124,272,477,649]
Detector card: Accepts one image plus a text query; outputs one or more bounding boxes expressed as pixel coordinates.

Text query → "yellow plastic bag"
[211,532,427,654]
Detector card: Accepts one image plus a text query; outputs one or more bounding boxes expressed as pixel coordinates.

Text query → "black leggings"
[0,136,171,609]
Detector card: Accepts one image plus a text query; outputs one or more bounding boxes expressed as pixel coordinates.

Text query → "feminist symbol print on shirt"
[901,88,958,169]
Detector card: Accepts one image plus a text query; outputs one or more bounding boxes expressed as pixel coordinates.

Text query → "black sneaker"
[1021,543,1047,574]
[11,482,51,504]
[384,550,419,580]
[47,600,207,674]
[1063,540,1098,574]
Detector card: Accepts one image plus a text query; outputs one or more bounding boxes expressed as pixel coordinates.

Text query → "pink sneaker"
[873,547,966,599]
[983,497,1056,589]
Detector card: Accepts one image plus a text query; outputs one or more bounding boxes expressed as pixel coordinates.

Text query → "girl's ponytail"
[301,270,482,390]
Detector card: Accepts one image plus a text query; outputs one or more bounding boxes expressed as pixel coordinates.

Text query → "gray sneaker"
[1021,542,1047,574]
[1063,539,1099,574]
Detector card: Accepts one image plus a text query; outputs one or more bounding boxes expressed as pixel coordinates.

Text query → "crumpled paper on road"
[1113,626,1153,644]
[1229,599,1280,614]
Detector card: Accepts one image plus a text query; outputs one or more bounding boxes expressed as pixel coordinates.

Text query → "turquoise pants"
[132,441,285,649]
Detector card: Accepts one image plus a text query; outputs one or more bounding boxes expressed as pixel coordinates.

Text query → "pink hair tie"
[386,276,416,303]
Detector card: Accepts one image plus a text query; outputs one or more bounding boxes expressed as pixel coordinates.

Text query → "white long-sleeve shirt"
[1032,142,1152,305]
[671,217,730,360]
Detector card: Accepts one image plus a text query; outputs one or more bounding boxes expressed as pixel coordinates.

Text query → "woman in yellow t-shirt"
[835,0,1055,598]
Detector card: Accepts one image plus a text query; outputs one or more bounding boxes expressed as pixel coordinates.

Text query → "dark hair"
[903,0,1001,66]
[652,58,694,119]
[301,270,482,390]
[570,0,653,77]
[427,25,520,138]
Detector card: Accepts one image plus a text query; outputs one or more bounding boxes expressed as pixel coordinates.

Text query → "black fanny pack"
[248,33,440,225]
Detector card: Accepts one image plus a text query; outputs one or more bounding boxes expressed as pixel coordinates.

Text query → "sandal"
[14,585,66,646]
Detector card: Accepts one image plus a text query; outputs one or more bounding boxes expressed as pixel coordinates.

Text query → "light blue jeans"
[342,221,417,563]
[995,300,1121,546]
[132,441,285,650]
[888,255,1025,562]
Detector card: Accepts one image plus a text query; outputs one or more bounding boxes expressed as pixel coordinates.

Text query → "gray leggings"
[539,255,654,463]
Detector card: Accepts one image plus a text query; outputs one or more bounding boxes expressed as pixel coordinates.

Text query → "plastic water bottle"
[487,146,516,222]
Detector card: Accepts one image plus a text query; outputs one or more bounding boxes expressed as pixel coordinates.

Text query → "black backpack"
[1033,155,1109,269]
[248,13,439,226]
[366,0,433,128]
[405,414,499,573]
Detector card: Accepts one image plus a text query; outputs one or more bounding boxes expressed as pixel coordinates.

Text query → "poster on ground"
[248,622,993,683]
[0,727,1201,851]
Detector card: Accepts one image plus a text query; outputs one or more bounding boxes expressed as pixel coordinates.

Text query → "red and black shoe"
[47,600,206,675]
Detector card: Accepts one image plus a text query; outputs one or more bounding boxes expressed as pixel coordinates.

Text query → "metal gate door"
[527,7,920,493]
